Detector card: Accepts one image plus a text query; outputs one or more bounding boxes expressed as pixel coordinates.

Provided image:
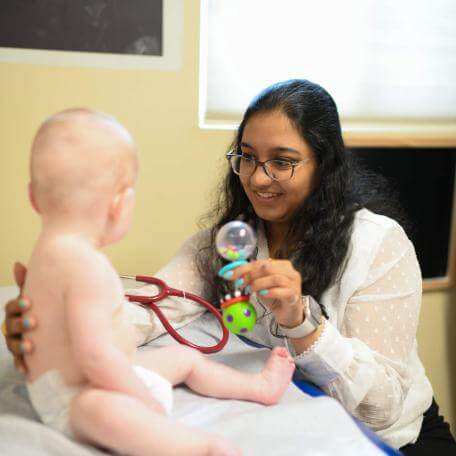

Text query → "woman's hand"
[230,259,305,328]
[3,262,35,373]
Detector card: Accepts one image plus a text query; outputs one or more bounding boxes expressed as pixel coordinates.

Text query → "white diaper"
[27,365,173,438]
[131,365,173,416]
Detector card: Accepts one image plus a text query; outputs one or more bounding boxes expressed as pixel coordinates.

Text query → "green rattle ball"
[222,301,257,335]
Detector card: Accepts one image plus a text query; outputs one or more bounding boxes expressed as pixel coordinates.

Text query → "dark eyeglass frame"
[226,151,310,182]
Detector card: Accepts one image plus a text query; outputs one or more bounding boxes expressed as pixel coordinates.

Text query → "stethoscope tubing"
[121,275,229,354]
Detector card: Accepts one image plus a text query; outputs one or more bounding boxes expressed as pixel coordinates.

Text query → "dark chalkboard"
[350,147,455,284]
[0,0,163,56]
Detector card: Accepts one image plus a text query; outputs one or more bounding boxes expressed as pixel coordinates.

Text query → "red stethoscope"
[121,275,229,354]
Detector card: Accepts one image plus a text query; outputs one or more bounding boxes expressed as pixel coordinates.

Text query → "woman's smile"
[252,190,283,203]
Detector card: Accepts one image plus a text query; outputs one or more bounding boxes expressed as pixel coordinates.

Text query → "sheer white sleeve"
[293,225,422,430]
[124,230,210,346]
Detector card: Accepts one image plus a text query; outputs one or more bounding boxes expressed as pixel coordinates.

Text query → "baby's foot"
[257,347,295,405]
[208,437,242,456]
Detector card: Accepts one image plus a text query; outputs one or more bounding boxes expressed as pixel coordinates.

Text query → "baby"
[22,109,295,456]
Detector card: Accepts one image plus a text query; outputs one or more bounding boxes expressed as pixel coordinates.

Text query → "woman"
[4,79,455,454]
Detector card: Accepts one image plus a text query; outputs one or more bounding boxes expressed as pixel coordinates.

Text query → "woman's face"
[239,110,318,226]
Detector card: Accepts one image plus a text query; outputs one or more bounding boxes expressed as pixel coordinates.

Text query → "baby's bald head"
[30,109,138,217]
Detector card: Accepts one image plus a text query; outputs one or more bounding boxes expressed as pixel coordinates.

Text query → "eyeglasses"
[226,151,310,182]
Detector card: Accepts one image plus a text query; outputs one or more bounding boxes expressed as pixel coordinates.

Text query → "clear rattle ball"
[215,221,257,262]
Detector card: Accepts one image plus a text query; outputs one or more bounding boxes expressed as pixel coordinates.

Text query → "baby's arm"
[64,250,164,413]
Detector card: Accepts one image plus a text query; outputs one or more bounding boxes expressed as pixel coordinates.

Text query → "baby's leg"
[136,346,295,405]
[70,388,240,456]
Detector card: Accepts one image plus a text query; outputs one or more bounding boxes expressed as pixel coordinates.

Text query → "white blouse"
[125,209,433,449]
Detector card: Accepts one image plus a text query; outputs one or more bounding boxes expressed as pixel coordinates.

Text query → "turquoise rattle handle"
[218,260,248,278]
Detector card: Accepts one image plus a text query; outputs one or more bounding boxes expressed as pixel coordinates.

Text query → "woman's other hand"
[3,262,34,373]
[230,259,304,328]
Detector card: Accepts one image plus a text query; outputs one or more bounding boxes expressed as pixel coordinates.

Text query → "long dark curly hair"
[196,79,405,306]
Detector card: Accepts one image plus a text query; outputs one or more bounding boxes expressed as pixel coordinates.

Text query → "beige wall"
[0,4,227,285]
[418,290,456,432]
[0,1,454,436]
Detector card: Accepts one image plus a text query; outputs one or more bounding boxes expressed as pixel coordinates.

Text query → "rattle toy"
[215,221,257,335]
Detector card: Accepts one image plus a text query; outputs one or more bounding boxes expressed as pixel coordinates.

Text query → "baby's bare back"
[23,234,137,386]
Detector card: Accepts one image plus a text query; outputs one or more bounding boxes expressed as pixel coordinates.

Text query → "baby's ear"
[28,182,40,214]
[110,187,136,223]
